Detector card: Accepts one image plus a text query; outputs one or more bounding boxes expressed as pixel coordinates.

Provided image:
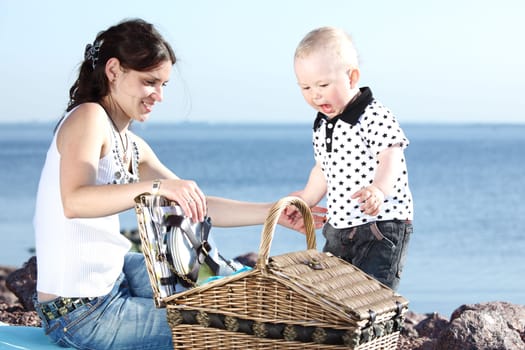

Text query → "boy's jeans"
[322,220,412,290]
[33,252,172,350]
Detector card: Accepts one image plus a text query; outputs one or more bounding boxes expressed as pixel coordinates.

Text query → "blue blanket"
[0,325,57,349]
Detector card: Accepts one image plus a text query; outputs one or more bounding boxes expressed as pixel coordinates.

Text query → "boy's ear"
[349,68,360,89]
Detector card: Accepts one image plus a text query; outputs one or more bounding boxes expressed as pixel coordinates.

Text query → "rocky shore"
[1,257,524,349]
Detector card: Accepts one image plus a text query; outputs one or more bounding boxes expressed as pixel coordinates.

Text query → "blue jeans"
[322,220,412,290]
[33,253,172,350]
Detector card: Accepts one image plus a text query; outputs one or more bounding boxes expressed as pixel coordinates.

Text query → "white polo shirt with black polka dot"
[312,87,413,229]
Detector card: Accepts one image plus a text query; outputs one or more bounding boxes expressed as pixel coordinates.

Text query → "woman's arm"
[206,195,326,233]
[136,135,207,221]
[57,103,148,218]
[57,103,205,221]
[206,197,273,227]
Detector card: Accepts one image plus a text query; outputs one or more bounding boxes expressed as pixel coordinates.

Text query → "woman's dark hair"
[66,18,176,113]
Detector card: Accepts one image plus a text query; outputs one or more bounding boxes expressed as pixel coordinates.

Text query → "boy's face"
[294,51,357,118]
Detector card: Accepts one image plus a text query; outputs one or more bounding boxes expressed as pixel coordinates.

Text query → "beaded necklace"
[108,122,139,184]
[101,104,140,184]
[108,116,129,163]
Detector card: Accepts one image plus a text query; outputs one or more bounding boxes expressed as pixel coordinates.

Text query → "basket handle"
[256,196,317,269]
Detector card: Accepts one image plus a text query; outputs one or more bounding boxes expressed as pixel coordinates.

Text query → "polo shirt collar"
[313,87,374,131]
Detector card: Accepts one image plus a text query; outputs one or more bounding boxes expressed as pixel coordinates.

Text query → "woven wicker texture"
[168,325,401,349]
[137,195,408,349]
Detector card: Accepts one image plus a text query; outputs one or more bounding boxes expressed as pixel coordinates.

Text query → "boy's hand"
[352,185,385,216]
[280,205,327,234]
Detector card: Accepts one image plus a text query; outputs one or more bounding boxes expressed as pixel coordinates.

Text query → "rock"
[436,301,525,350]
[0,260,39,326]
[0,301,40,326]
[402,310,428,338]
[0,265,17,306]
[6,256,37,311]
[400,311,448,350]
[2,254,525,350]
[415,312,449,339]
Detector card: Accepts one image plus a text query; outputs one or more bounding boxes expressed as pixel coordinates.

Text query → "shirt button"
[326,138,331,143]
[327,123,333,129]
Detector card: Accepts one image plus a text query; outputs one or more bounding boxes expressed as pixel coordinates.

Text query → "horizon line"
[0,120,524,126]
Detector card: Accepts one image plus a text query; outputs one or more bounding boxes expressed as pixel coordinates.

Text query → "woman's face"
[111,60,172,123]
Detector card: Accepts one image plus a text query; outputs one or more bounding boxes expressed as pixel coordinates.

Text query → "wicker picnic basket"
[135,195,408,349]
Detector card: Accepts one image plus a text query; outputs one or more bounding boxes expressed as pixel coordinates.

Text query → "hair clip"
[84,40,103,70]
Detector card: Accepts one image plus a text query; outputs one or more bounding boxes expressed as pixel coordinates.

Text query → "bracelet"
[152,179,161,195]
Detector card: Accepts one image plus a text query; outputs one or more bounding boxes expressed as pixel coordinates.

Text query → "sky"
[1,0,524,124]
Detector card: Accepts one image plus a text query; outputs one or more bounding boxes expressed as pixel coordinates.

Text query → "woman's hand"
[160,179,207,222]
[279,205,327,234]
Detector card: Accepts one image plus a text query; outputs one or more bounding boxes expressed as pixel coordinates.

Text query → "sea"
[0,122,524,317]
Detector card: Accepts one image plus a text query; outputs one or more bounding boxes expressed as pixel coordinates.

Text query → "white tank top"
[34,113,138,297]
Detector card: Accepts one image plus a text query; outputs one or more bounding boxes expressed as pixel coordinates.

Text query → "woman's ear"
[349,68,360,89]
[105,57,121,83]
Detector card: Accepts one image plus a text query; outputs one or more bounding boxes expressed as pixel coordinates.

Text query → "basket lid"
[267,249,408,321]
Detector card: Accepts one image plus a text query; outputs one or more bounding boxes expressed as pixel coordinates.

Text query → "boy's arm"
[291,162,327,207]
[352,144,405,216]
[373,144,405,195]
[283,162,328,232]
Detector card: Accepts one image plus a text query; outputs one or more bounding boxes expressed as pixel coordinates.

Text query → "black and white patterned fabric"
[312,87,413,228]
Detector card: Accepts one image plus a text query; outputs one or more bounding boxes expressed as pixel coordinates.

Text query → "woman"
[33,18,321,349]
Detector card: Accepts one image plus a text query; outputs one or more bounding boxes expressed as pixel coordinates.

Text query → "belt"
[38,297,95,322]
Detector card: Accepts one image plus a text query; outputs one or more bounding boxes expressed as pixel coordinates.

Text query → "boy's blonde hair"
[294,26,359,69]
